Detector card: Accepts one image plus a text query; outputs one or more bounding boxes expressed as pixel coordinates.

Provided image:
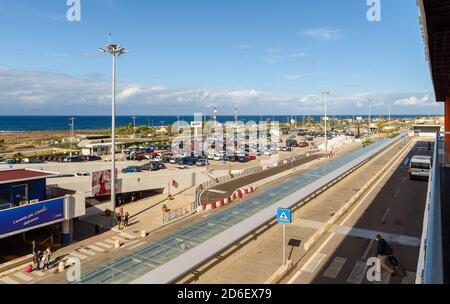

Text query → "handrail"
[417,132,444,284]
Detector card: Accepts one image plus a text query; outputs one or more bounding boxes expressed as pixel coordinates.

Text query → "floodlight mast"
[99,37,127,217]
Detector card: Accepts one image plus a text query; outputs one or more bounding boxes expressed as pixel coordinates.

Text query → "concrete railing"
[416,132,444,284]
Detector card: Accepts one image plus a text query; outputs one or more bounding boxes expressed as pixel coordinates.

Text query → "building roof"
[418,0,450,102]
[0,169,59,185]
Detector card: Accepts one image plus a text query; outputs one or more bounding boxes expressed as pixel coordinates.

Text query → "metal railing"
[416,132,444,284]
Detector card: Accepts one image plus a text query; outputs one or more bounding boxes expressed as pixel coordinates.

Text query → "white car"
[213,154,223,161]
[176,165,188,169]
[75,172,90,177]
[409,155,432,180]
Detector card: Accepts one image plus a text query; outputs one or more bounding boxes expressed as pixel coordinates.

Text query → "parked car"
[298,142,309,148]
[409,155,432,180]
[238,156,249,163]
[196,159,209,166]
[75,172,90,177]
[122,166,142,173]
[141,162,159,171]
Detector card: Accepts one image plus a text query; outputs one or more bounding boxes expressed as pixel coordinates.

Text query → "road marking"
[69,251,88,260]
[402,176,407,183]
[207,189,227,194]
[87,245,106,253]
[104,239,118,245]
[31,271,45,277]
[347,261,368,284]
[120,233,137,240]
[393,189,400,199]
[112,236,126,242]
[96,242,113,249]
[323,257,347,279]
[401,272,416,284]
[120,239,141,249]
[380,208,391,224]
[127,241,146,251]
[12,272,33,282]
[0,277,19,284]
[300,252,327,273]
[362,240,375,260]
[78,248,97,256]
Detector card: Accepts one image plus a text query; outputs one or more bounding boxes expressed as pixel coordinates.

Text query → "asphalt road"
[285,140,433,284]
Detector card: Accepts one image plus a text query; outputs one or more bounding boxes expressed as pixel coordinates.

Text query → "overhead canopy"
[418,0,450,102]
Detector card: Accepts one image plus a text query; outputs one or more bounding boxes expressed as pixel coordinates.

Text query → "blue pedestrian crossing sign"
[277,208,291,224]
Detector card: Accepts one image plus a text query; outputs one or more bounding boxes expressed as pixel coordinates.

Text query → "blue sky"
[0,0,443,115]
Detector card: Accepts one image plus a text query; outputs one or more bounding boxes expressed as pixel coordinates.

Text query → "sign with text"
[0,198,65,238]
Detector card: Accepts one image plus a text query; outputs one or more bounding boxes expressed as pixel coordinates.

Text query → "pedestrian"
[116,212,122,230]
[43,247,52,271]
[375,234,395,276]
[124,212,129,228]
[33,250,42,271]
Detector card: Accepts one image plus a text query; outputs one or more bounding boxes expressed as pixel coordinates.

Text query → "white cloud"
[238,44,251,50]
[302,28,342,40]
[0,68,441,115]
[283,74,304,80]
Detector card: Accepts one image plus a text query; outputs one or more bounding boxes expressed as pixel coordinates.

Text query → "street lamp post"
[99,37,127,217]
[323,91,330,157]
[69,117,75,157]
[368,98,372,138]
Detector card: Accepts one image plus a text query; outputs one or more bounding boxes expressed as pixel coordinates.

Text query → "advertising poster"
[92,170,112,197]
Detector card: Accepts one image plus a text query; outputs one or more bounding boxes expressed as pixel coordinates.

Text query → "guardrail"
[130,134,404,284]
[193,150,320,210]
[416,132,444,284]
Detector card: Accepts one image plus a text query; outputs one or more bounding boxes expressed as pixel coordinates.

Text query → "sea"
[0,115,436,132]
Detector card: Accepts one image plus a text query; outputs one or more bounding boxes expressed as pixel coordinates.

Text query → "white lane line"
[300,252,327,273]
[96,242,113,249]
[120,239,141,249]
[127,241,146,251]
[69,251,88,260]
[393,189,400,199]
[12,272,33,282]
[323,257,347,279]
[0,277,20,284]
[347,261,368,284]
[380,208,391,224]
[78,248,97,256]
[120,233,137,240]
[111,236,126,242]
[87,245,106,253]
[207,189,227,194]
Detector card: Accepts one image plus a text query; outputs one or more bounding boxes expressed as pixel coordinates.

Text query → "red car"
[298,142,308,148]
[246,154,256,161]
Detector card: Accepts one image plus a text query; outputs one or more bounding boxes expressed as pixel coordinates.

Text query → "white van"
[409,155,432,180]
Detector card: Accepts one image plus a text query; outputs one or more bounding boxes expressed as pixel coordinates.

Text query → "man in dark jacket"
[375,234,394,275]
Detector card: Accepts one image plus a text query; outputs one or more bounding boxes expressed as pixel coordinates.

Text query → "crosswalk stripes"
[104,239,117,245]
[69,251,88,260]
[127,241,146,251]
[112,236,126,242]
[347,261,368,284]
[120,233,137,240]
[323,257,347,279]
[300,253,327,273]
[78,248,97,256]
[12,272,33,282]
[31,270,45,277]
[0,277,20,284]
[87,245,106,253]
[120,239,141,249]
[96,241,113,249]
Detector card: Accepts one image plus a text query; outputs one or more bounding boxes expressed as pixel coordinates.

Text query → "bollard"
[58,261,65,273]
[114,240,121,248]
[227,197,232,204]
[141,230,147,238]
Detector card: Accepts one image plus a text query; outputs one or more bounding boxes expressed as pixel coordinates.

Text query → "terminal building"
[0,169,85,263]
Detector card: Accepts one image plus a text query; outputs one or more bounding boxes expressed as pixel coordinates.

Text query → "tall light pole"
[368,98,372,138]
[323,91,330,156]
[132,116,137,137]
[160,120,165,144]
[69,117,75,157]
[99,36,127,216]
[388,103,391,130]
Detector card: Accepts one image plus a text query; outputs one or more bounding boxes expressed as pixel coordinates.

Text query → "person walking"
[375,234,395,276]
[43,247,52,271]
[116,212,122,230]
[124,212,129,229]
[33,250,42,271]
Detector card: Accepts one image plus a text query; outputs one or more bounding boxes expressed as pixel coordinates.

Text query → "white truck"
[409,155,432,180]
